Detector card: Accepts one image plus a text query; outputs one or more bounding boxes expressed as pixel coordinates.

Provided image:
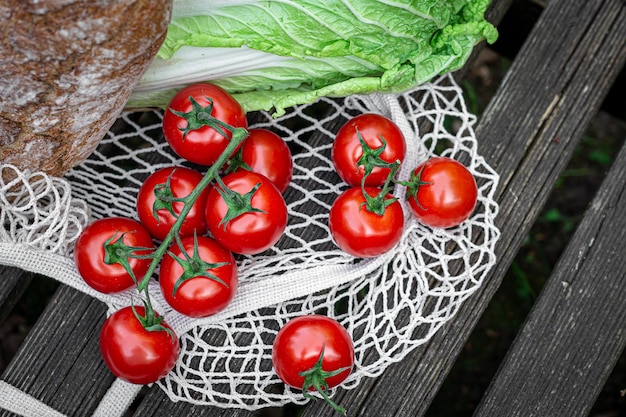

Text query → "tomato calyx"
[355,129,397,177]
[168,233,230,296]
[396,164,432,211]
[130,300,176,341]
[213,175,266,229]
[169,95,248,144]
[360,160,401,216]
[103,232,154,284]
[222,149,252,175]
[299,345,350,415]
[151,170,186,222]
[361,186,398,216]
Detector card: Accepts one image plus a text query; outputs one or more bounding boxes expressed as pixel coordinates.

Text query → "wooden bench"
[1,0,625,416]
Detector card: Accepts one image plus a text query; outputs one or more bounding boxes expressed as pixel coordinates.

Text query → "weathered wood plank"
[301,0,626,416]
[0,267,32,324]
[473,139,626,417]
[0,286,113,417]
[492,0,626,121]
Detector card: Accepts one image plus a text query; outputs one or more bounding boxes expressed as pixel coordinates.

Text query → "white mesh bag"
[0,73,500,414]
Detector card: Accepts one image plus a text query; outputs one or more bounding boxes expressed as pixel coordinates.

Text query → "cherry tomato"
[329,186,404,258]
[332,113,406,187]
[272,315,354,413]
[159,235,238,318]
[406,157,478,228]
[100,305,179,385]
[205,171,288,255]
[162,83,248,166]
[136,166,209,241]
[74,217,154,293]
[231,128,293,193]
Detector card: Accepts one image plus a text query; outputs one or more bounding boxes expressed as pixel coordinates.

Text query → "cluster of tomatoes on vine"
[72,82,477,414]
[328,111,479,259]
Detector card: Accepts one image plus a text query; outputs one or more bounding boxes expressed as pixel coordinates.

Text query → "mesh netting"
[0,73,499,410]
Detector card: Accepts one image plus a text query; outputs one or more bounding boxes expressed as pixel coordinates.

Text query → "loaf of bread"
[0,0,172,177]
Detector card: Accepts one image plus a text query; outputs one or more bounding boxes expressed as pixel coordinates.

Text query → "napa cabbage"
[128,0,497,115]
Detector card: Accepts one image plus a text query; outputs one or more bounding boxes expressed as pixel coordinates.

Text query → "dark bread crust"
[0,0,172,177]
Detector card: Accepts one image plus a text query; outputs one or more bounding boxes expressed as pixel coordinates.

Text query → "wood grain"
[0,267,32,324]
[0,287,112,417]
[474,139,626,417]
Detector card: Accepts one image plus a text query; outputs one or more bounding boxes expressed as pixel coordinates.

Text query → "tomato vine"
[135,132,246,293]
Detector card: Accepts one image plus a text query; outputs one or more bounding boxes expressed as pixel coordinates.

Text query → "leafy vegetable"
[128,0,497,116]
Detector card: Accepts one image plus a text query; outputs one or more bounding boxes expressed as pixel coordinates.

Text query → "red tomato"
[136,166,209,241]
[332,113,406,187]
[100,305,179,385]
[329,186,404,258]
[406,157,478,228]
[159,235,238,318]
[162,83,248,166]
[272,315,354,413]
[205,171,288,255]
[74,217,154,293]
[232,128,293,193]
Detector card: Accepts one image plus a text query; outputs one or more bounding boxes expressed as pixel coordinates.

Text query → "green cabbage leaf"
[128,0,497,116]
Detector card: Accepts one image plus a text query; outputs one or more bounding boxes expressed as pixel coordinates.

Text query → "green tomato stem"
[355,128,396,177]
[170,96,234,141]
[360,160,401,216]
[395,164,431,210]
[136,127,249,293]
[299,345,351,415]
[169,231,230,296]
